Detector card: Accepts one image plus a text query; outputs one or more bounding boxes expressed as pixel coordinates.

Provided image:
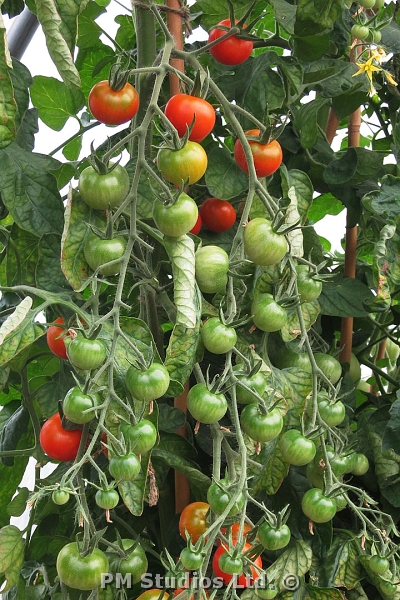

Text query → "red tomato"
[179,501,209,543]
[212,542,262,587]
[40,414,83,462]
[199,198,237,232]
[189,214,202,235]
[208,19,253,65]
[165,94,216,142]
[88,80,139,126]
[220,522,252,542]
[46,317,69,359]
[234,130,283,178]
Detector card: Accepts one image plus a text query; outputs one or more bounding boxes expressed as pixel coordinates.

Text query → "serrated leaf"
[266,540,312,590]
[205,147,248,200]
[55,0,90,52]
[281,301,320,342]
[294,0,343,36]
[164,235,198,329]
[30,76,84,131]
[250,437,290,495]
[6,487,30,517]
[60,188,104,290]
[0,143,64,237]
[165,324,201,397]
[362,174,400,226]
[0,25,17,149]
[271,364,313,411]
[319,278,374,318]
[158,404,185,433]
[6,224,39,287]
[293,97,327,149]
[0,525,24,592]
[34,0,81,88]
[282,169,314,224]
[0,303,45,367]
[36,233,71,292]
[322,533,363,589]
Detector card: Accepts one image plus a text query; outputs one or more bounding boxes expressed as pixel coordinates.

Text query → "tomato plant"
[46,317,69,359]
[88,80,139,125]
[199,198,237,233]
[56,542,109,590]
[179,502,209,543]
[234,131,283,177]
[40,414,83,462]
[164,93,215,142]
[208,19,253,65]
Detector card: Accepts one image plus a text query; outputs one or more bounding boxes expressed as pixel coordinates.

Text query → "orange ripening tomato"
[179,501,210,543]
[234,130,283,178]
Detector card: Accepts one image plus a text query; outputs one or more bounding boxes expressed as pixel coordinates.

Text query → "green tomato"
[207,478,245,516]
[279,429,316,466]
[369,555,390,575]
[195,245,229,294]
[351,24,370,40]
[109,452,141,481]
[95,489,119,510]
[359,0,376,7]
[240,405,283,443]
[251,293,287,333]
[157,141,208,186]
[315,392,346,427]
[108,539,148,583]
[218,553,243,575]
[334,493,348,511]
[66,334,107,371]
[153,192,199,237]
[301,488,337,523]
[296,265,322,303]
[272,346,312,373]
[244,218,288,266]
[84,235,126,277]
[314,353,342,384]
[349,353,361,384]
[258,522,291,551]
[56,542,109,590]
[386,337,399,362]
[254,584,278,599]
[79,164,130,210]
[351,453,369,476]
[187,383,228,424]
[201,318,237,354]
[180,547,204,570]
[63,386,101,424]
[126,363,170,402]
[120,419,157,455]
[233,365,267,404]
[52,489,70,505]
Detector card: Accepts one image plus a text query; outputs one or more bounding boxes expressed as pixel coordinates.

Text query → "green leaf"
[272,364,313,410]
[280,301,320,342]
[0,26,17,149]
[382,395,400,454]
[6,487,30,517]
[0,525,25,592]
[321,532,363,589]
[205,147,248,200]
[60,189,104,290]
[30,76,84,131]
[164,235,198,329]
[292,33,330,61]
[193,0,256,31]
[250,437,290,496]
[62,135,82,161]
[0,405,30,466]
[265,540,312,591]
[76,46,113,100]
[55,0,90,53]
[158,404,185,433]
[36,233,70,293]
[324,148,358,185]
[165,324,201,397]
[308,193,343,224]
[10,58,32,130]
[6,224,39,287]
[268,0,297,35]
[332,91,367,120]
[115,14,136,50]
[319,278,374,318]
[0,143,64,236]
[0,300,45,367]
[294,0,343,37]
[293,97,327,150]
[77,1,105,48]
[33,0,82,88]
[362,175,400,226]
[14,108,39,152]
[280,583,345,599]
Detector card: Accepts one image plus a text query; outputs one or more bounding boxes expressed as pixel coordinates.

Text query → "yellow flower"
[384,71,398,86]
[369,47,386,63]
[353,56,382,93]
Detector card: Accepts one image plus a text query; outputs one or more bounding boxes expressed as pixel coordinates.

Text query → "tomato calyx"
[108,61,132,92]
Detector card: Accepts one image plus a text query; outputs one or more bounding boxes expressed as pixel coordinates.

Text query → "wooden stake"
[166,0,185,96]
